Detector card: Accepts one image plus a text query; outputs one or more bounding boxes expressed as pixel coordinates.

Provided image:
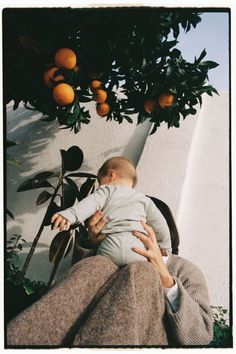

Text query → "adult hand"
[87,210,107,247]
[132,221,175,288]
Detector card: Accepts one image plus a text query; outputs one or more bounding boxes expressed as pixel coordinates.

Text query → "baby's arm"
[146,200,172,253]
[51,185,112,231]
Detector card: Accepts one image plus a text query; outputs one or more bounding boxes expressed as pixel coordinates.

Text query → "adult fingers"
[132,246,149,259]
[94,219,106,233]
[97,234,106,242]
[133,230,152,248]
[89,211,104,227]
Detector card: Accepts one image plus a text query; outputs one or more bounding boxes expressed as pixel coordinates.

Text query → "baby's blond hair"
[97,156,137,187]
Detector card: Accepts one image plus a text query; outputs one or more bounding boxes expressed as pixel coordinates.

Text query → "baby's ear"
[109,169,116,180]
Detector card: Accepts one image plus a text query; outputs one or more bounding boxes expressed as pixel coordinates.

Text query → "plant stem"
[21,182,62,278]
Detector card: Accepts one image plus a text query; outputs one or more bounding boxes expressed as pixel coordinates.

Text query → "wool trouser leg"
[6,256,118,346]
[74,261,168,346]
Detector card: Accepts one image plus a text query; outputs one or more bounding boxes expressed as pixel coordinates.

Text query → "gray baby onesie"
[59,184,171,266]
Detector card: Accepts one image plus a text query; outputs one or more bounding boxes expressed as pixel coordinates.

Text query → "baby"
[51,156,172,267]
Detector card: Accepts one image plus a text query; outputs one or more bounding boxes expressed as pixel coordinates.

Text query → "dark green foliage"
[49,230,74,264]
[3,8,218,133]
[15,145,96,284]
[5,234,47,322]
[210,306,232,347]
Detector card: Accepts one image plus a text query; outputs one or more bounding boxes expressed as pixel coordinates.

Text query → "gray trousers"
[96,232,148,266]
[7,256,168,346]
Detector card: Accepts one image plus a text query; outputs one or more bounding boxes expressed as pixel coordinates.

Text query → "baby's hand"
[51,213,71,231]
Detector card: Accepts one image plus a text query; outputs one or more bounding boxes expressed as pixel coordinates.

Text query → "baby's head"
[97,156,137,187]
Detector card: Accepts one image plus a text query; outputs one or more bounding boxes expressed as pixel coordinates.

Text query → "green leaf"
[13,100,21,110]
[195,48,207,64]
[49,230,74,264]
[44,201,61,226]
[62,182,77,209]
[6,139,19,148]
[137,113,148,124]
[18,171,57,192]
[208,86,219,95]
[165,40,178,49]
[23,282,35,295]
[76,93,92,103]
[17,178,52,192]
[34,171,58,181]
[149,124,158,135]
[66,172,97,179]
[199,61,219,69]
[36,191,52,205]
[79,178,96,200]
[62,146,84,172]
[123,115,133,123]
[6,208,14,219]
[64,177,79,191]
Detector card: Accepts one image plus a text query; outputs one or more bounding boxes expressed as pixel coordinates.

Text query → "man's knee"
[69,255,118,276]
[124,261,162,287]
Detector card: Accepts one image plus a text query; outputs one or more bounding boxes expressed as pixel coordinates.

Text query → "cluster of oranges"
[90,80,110,117]
[144,92,175,114]
[43,48,78,106]
[43,48,173,118]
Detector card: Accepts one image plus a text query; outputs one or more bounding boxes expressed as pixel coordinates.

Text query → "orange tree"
[3,8,218,134]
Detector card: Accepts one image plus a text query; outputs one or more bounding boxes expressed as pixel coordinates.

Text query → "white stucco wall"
[6,91,230,308]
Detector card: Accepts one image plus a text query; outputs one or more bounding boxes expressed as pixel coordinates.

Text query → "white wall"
[6,101,150,281]
[6,91,230,308]
[177,91,230,308]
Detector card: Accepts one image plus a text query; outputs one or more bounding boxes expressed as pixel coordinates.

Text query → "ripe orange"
[144,99,157,113]
[158,92,174,108]
[52,83,75,106]
[54,48,77,70]
[93,89,107,103]
[90,80,103,92]
[43,67,65,88]
[96,102,110,116]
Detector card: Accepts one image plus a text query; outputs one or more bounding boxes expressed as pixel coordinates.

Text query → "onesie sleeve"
[58,185,112,224]
[146,199,172,252]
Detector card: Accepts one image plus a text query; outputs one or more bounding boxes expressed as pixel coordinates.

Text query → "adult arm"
[164,257,213,345]
[133,222,213,345]
[133,222,175,288]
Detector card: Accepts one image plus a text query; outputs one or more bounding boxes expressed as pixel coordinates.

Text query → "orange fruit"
[93,89,107,103]
[158,92,174,108]
[144,99,157,113]
[90,80,103,92]
[96,102,110,116]
[52,83,75,106]
[43,67,65,88]
[54,48,77,70]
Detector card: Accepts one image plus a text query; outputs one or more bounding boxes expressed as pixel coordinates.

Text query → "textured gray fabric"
[6,254,213,347]
[59,184,172,253]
